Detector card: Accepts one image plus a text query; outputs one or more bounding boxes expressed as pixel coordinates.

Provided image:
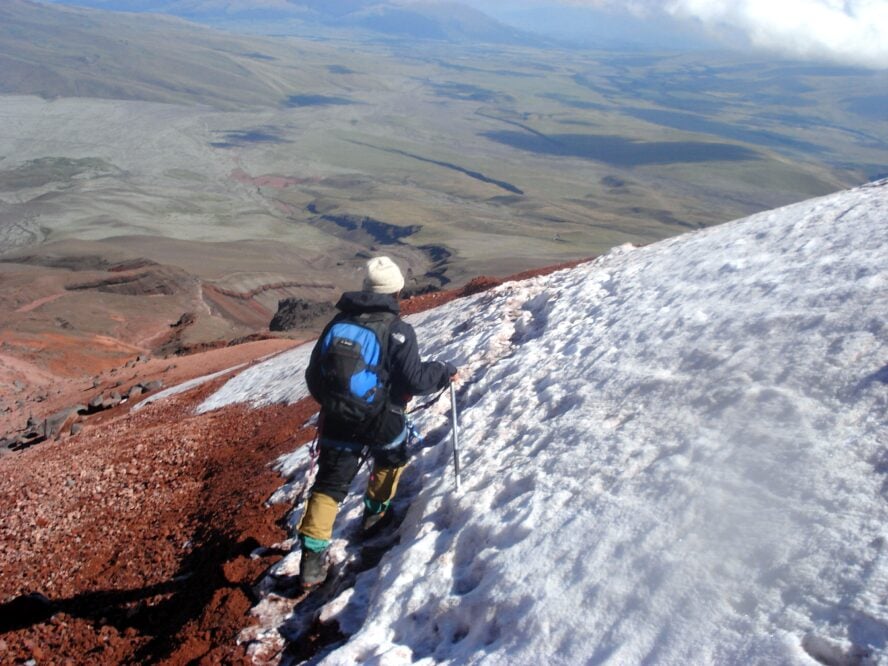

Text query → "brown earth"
[400,257,591,316]
[0,373,314,664]
[0,258,591,664]
[0,337,301,439]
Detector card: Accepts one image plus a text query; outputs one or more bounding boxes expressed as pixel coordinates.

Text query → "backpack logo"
[315,314,394,423]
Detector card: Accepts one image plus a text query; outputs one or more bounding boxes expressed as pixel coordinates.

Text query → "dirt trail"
[0,351,57,384]
[13,293,66,314]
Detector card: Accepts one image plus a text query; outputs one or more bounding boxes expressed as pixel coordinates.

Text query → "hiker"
[298,256,458,588]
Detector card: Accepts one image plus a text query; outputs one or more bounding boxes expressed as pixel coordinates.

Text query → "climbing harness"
[407,386,448,415]
[298,378,458,505]
[406,415,424,448]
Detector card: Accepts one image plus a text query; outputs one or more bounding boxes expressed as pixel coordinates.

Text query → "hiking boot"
[299,548,328,589]
[361,508,389,534]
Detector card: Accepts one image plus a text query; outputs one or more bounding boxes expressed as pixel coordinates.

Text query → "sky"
[466,0,888,68]
[195,178,888,663]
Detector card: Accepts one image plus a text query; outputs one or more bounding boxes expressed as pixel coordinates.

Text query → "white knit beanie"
[363,256,405,294]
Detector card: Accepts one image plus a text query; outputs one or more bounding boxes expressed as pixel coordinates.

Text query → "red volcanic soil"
[0,259,591,664]
[400,257,591,315]
[0,340,311,664]
[0,337,300,437]
[230,169,319,190]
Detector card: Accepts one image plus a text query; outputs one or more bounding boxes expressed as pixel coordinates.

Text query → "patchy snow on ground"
[207,180,888,665]
[198,346,313,413]
[132,364,246,411]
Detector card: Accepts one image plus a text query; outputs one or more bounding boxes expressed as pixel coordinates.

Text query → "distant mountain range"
[40,0,544,45]
[0,0,310,107]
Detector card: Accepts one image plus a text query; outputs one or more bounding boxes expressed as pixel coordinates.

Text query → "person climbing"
[297,255,458,588]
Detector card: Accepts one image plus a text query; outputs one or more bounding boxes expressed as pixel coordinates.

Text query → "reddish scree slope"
[0,260,587,664]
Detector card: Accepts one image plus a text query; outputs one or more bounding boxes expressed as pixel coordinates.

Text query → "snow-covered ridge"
[204,180,887,664]
[197,347,313,413]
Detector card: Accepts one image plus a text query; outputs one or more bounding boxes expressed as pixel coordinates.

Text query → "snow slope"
[203,179,887,665]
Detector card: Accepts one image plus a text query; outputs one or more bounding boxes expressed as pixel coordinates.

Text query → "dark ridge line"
[319,213,421,245]
[204,281,336,301]
[303,205,422,246]
[475,110,562,147]
[346,140,524,195]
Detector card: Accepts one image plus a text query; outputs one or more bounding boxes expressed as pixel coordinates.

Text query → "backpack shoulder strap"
[354,311,398,375]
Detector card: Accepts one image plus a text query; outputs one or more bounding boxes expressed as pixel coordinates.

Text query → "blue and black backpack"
[313,312,397,424]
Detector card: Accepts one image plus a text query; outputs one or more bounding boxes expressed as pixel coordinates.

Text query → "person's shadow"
[0,530,265,662]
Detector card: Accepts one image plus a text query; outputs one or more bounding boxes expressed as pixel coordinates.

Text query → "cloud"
[548,0,888,68]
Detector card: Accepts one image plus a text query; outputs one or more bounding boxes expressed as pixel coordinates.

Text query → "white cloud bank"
[556,0,888,67]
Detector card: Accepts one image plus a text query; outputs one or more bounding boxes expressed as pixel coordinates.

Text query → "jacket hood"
[335,291,400,315]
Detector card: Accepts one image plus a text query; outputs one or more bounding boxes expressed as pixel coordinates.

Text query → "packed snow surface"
[204,181,887,664]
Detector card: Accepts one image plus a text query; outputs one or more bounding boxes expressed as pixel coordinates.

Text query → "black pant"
[311,441,409,503]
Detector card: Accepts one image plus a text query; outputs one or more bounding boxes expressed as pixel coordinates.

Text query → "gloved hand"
[440,361,458,387]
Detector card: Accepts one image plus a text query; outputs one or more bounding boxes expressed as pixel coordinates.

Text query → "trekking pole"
[449,381,461,492]
[297,414,323,506]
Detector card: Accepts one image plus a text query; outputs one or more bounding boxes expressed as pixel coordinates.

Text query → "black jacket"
[305,291,452,445]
